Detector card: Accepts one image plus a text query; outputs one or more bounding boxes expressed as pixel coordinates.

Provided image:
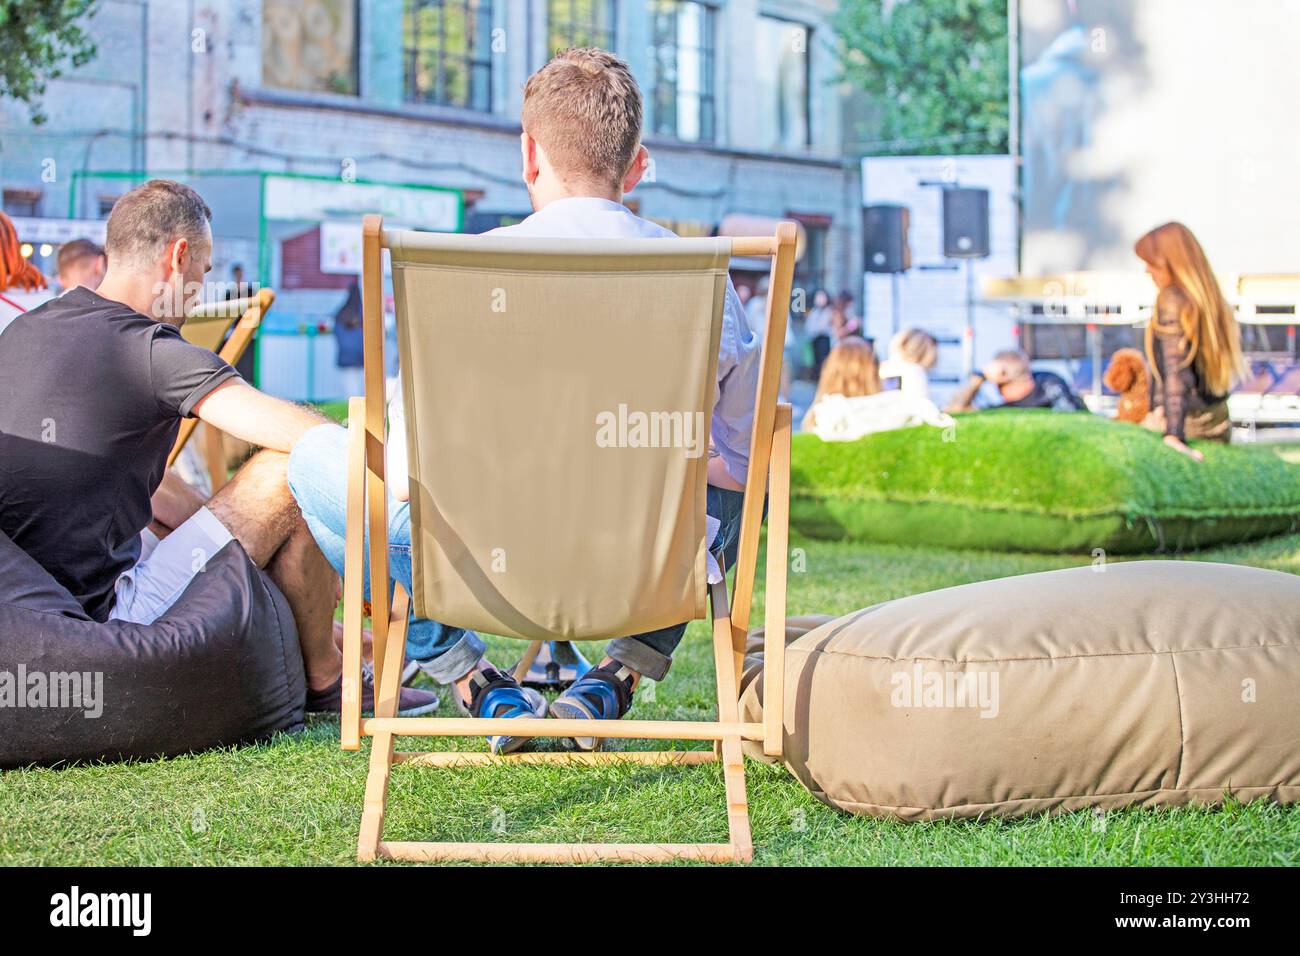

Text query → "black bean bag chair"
[0,529,305,769]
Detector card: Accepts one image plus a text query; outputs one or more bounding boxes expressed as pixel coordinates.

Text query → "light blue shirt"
[387,197,761,496]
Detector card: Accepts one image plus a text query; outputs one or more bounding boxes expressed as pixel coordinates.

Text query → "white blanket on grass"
[809,391,954,443]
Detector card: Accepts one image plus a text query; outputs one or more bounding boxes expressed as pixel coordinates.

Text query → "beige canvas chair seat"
[392,233,727,642]
[342,215,796,863]
[167,288,274,490]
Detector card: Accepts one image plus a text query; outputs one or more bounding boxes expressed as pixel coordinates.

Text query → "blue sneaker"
[464,665,546,755]
[548,662,636,751]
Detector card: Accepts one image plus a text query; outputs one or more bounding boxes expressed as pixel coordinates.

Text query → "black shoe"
[305,665,440,717]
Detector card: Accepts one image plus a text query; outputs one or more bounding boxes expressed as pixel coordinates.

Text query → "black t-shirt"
[997,371,1087,412]
[0,287,239,621]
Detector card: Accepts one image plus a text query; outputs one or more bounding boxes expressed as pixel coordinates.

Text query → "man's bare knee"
[206,449,301,566]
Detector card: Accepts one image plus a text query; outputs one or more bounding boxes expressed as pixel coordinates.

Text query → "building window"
[2,189,41,218]
[262,0,359,95]
[404,0,494,111]
[648,0,716,144]
[548,0,616,55]
[755,16,810,151]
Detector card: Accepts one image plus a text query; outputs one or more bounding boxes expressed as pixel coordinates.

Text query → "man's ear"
[621,145,650,193]
[168,237,189,276]
[520,131,541,185]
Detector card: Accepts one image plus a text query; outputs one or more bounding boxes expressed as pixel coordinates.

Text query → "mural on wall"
[1019,0,1134,274]
[1020,0,1300,275]
[1020,23,1102,258]
[262,0,358,95]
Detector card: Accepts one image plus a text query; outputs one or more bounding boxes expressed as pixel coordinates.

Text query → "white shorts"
[108,506,234,625]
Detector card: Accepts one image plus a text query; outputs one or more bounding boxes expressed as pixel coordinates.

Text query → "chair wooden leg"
[711,581,753,861]
[361,216,392,698]
[341,397,367,751]
[374,585,411,719]
[358,730,394,862]
[348,590,762,862]
[763,404,792,758]
[512,640,544,684]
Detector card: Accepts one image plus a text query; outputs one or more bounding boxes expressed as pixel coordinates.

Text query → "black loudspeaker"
[942,187,990,258]
[863,204,911,274]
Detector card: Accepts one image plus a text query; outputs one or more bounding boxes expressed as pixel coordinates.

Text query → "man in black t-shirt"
[0,180,435,715]
[946,349,1088,413]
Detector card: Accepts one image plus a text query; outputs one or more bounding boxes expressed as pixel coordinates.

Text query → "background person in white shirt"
[287,48,762,754]
[878,327,939,402]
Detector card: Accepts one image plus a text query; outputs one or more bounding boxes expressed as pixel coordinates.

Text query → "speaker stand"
[890,271,902,335]
[962,259,976,378]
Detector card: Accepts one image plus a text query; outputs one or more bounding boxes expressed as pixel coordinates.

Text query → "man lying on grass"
[0,179,438,718]
[286,48,762,754]
[946,349,1087,414]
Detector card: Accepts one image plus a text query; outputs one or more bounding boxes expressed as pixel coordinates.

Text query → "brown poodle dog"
[1104,347,1150,424]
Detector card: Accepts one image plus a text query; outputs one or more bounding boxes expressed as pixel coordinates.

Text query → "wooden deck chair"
[342,215,795,863]
[166,288,275,491]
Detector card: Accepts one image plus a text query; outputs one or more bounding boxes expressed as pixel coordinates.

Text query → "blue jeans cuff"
[605,634,676,682]
[408,626,486,683]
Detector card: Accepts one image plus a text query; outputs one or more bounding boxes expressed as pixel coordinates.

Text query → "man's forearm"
[193,380,329,453]
[253,401,330,451]
[945,374,985,413]
[230,401,328,452]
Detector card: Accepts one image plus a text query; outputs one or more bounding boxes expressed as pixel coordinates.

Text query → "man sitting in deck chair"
[287,48,762,754]
[0,179,439,718]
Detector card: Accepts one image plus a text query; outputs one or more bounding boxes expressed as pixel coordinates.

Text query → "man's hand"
[1163,434,1204,462]
[193,380,329,453]
[152,469,207,532]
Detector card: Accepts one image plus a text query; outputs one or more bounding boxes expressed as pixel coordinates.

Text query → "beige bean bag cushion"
[741,561,1300,819]
[739,614,834,698]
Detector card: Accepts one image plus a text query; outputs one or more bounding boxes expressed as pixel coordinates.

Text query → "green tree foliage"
[837,0,1009,155]
[0,0,99,125]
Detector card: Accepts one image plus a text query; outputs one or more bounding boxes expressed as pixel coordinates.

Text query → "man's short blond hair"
[522,48,642,189]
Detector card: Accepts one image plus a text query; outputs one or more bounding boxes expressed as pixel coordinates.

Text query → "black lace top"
[1149,288,1225,441]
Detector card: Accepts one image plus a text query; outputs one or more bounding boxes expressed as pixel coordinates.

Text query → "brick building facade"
[2,0,864,395]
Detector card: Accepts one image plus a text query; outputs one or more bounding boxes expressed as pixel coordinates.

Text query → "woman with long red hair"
[0,211,49,333]
[1134,222,1245,460]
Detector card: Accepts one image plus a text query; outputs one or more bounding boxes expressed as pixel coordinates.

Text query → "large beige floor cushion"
[741,561,1300,819]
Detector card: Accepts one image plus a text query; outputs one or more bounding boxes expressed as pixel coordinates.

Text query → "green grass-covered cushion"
[791,410,1300,553]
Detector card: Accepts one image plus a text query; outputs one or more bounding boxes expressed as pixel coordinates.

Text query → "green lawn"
[3,529,1297,866]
